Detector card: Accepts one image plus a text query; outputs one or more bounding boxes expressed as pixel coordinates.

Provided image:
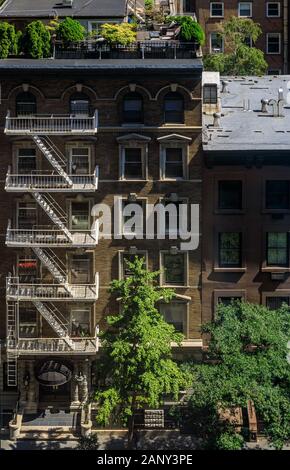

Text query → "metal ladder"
[33,135,73,186]
[6,301,18,387]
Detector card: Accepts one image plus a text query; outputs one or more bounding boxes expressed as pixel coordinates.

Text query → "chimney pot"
[213,112,221,128]
[261,98,269,113]
[221,80,229,93]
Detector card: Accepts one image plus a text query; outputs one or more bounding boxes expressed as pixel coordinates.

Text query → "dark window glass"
[266,181,290,210]
[124,148,143,179]
[267,34,280,53]
[165,148,183,178]
[18,148,36,174]
[164,92,184,123]
[203,84,218,104]
[71,201,90,229]
[123,93,143,123]
[19,307,37,338]
[218,181,242,210]
[163,253,186,285]
[70,93,90,115]
[266,232,289,266]
[218,296,242,306]
[219,232,242,267]
[211,3,224,16]
[70,254,91,284]
[17,202,37,229]
[16,92,36,116]
[160,303,185,332]
[266,296,290,310]
[267,3,280,16]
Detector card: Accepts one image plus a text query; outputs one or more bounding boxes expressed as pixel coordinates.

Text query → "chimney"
[278,88,284,101]
[221,80,229,93]
[261,98,269,113]
[213,112,221,128]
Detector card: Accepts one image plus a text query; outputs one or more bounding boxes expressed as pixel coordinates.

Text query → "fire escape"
[5,111,100,387]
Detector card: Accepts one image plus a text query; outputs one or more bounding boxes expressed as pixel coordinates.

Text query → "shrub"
[22,20,51,58]
[56,17,85,43]
[0,22,19,58]
[167,16,205,45]
[100,23,136,46]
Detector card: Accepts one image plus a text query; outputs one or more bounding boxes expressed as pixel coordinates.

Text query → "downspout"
[283,0,288,73]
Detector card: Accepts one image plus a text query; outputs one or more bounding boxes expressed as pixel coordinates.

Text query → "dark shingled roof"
[0,0,127,18]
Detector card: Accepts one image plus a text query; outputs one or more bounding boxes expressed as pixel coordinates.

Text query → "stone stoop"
[19,426,79,440]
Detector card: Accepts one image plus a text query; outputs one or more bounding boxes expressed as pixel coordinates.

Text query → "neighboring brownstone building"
[159,1,289,73]
[202,73,290,328]
[0,48,203,435]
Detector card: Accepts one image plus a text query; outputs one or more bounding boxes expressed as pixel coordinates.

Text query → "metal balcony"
[12,337,99,355]
[6,274,99,301]
[6,221,99,247]
[5,167,99,192]
[4,110,98,135]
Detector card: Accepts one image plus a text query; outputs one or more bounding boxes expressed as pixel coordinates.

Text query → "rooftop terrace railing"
[53,40,200,60]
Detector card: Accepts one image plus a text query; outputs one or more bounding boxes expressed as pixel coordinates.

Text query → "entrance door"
[39,381,71,403]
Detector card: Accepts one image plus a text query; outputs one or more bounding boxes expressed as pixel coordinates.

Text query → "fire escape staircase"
[32,301,75,350]
[6,301,18,387]
[32,247,67,284]
[33,135,73,187]
[32,192,73,241]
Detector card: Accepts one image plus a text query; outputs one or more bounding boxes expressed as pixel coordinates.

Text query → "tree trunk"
[127,396,137,450]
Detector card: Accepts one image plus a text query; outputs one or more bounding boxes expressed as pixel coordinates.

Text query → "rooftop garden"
[0,10,205,60]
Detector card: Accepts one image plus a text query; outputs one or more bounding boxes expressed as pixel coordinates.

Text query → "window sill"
[261,267,290,273]
[262,209,290,214]
[160,284,190,288]
[213,267,246,273]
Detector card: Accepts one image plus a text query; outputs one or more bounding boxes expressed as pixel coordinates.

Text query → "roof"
[0,0,127,18]
[203,75,290,153]
[0,58,203,75]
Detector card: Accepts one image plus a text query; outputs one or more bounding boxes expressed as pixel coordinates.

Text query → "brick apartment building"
[0,46,203,435]
[159,1,289,73]
[202,73,290,327]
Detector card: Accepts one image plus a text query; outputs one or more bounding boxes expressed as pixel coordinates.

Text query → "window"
[218,180,243,210]
[17,256,37,283]
[161,199,186,236]
[243,36,253,47]
[120,252,147,279]
[210,32,224,53]
[217,296,242,306]
[203,84,218,104]
[19,306,37,338]
[266,296,289,310]
[266,181,290,210]
[210,2,224,17]
[122,200,144,236]
[17,202,37,229]
[219,232,242,267]
[70,93,90,116]
[267,2,280,17]
[162,147,184,179]
[70,147,90,174]
[160,302,187,333]
[183,0,195,12]
[268,69,281,75]
[123,92,143,124]
[70,254,91,284]
[121,147,144,179]
[71,201,90,230]
[238,2,252,17]
[161,252,186,286]
[16,92,36,116]
[17,148,36,174]
[70,307,91,336]
[164,92,184,123]
[266,232,289,266]
[267,33,281,54]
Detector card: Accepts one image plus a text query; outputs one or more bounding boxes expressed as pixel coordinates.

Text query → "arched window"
[164,92,184,123]
[70,93,90,116]
[16,92,37,116]
[123,92,143,124]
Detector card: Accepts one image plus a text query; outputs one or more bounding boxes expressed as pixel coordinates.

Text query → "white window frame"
[160,144,187,180]
[160,250,188,287]
[238,2,253,17]
[210,32,224,53]
[210,2,224,17]
[68,144,92,174]
[119,196,147,238]
[119,144,147,181]
[266,33,281,54]
[118,250,148,280]
[70,306,92,337]
[69,199,91,231]
[266,2,280,17]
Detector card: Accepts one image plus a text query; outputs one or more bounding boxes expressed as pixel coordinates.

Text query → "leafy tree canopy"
[185,301,290,449]
[167,16,205,45]
[22,20,51,59]
[0,21,20,58]
[100,23,136,46]
[94,257,189,446]
[56,17,85,42]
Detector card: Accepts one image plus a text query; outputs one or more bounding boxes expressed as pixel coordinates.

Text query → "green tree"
[94,257,189,448]
[185,301,290,449]
[204,17,267,75]
[167,16,205,45]
[76,434,99,450]
[0,22,19,58]
[100,23,136,46]
[22,20,51,58]
[56,17,85,43]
